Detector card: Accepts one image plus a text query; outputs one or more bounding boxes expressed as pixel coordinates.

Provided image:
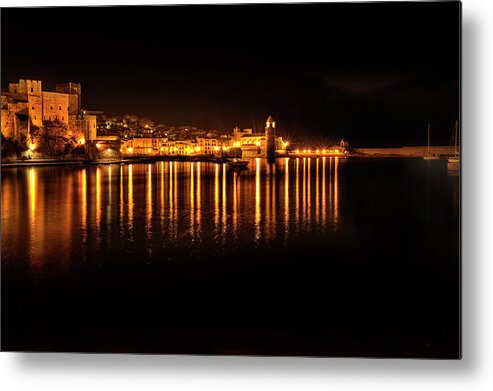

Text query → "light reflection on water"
[1,157,344,268]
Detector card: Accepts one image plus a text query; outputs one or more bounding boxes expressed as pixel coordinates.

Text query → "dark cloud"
[322,72,410,95]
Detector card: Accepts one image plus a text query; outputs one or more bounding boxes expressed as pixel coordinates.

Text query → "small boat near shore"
[447,120,460,171]
[227,159,249,170]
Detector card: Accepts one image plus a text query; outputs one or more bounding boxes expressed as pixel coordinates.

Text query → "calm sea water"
[1,158,460,357]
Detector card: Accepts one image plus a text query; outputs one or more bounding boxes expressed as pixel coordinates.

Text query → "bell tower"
[265,115,276,159]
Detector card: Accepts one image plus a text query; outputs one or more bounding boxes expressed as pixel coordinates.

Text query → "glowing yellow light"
[322,149,326,154]
[335,149,339,154]
[316,149,320,154]
[96,143,102,149]
[214,146,219,152]
[308,149,312,154]
[255,141,261,147]
[295,149,300,154]
[160,147,164,151]
[195,146,201,152]
[127,147,133,153]
[147,148,151,153]
[79,138,85,145]
[233,142,240,148]
[29,143,35,151]
[302,149,307,154]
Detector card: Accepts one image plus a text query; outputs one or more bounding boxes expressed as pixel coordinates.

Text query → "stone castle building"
[1,78,96,144]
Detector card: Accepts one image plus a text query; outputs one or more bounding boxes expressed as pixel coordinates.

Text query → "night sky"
[1,2,460,147]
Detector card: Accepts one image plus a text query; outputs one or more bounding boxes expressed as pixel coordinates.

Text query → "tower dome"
[266,115,275,128]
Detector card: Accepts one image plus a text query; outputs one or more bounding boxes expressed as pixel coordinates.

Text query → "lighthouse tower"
[265,115,276,159]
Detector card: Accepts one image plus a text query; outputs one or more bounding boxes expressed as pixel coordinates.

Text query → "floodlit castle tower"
[265,115,276,159]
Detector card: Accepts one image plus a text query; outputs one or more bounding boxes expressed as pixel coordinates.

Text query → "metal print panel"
[1,1,461,358]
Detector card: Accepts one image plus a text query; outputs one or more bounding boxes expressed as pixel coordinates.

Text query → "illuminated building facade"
[197,137,220,155]
[1,78,95,145]
[228,116,287,158]
[265,115,276,159]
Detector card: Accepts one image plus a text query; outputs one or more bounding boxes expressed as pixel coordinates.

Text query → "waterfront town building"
[229,116,288,158]
[119,117,288,158]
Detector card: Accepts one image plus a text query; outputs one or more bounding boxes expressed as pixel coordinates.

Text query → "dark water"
[1,157,460,357]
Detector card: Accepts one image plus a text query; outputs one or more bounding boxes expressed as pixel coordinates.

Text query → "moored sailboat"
[423,123,439,160]
[447,120,460,170]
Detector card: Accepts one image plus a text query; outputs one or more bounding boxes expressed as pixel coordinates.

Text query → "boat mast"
[428,123,430,155]
[455,120,459,155]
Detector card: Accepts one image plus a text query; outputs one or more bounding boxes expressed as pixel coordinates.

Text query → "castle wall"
[68,94,80,115]
[68,114,96,142]
[56,82,81,115]
[2,94,10,107]
[9,82,25,101]
[28,95,43,127]
[85,115,97,141]
[3,79,84,144]
[1,109,15,139]
[42,92,69,124]
[8,79,42,102]
[5,102,29,140]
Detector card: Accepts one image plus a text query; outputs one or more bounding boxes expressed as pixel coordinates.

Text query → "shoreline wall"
[355,146,457,157]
